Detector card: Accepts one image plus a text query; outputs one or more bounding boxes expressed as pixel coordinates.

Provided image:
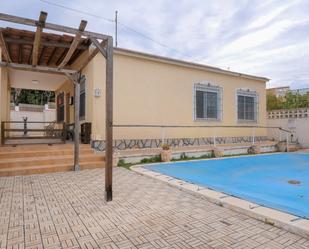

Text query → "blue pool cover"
[146,153,309,218]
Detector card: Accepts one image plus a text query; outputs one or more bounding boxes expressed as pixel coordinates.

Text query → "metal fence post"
[62,122,66,143]
[213,127,217,147]
[252,127,255,145]
[286,132,289,152]
[161,127,166,145]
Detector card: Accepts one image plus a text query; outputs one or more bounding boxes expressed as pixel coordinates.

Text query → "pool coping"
[131,154,309,239]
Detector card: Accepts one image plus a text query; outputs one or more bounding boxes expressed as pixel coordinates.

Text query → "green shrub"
[117,159,133,170]
[171,152,213,162]
[140,156,161,164]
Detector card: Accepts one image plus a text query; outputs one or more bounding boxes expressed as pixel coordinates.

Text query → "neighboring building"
[267,86,309,97]
[291,88,309,95]
[0,28,269,148]
[267,86,290,97]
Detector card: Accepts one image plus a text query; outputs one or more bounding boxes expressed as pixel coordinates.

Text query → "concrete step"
[0,144,91,152]
[0,161,105,176]
[0,148,97,159]
[0,154,105,169]
[0,143,104,176]
[4,138,64,145]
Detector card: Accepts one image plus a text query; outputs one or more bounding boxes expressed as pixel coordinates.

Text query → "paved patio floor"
[0,168,309,249]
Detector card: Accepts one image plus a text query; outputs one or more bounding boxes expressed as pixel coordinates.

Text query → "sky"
[1,0,309,89]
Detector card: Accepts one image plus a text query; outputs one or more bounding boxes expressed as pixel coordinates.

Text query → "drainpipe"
[252,127,255,145]
[161,127,166,145]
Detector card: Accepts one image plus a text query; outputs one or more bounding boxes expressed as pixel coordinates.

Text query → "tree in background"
[11,88,55,106]
[267,91,309,110]
[267,93,280,110]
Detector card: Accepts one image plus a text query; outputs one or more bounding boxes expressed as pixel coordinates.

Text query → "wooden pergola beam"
[28,46,33,64]
[38,46,46,65]
[78,38,107,72]
[0,61,77,75]
[58,20,87,69]
[56,48,68,65]
[0,11,114,202]
[32,11,47,66]
[89,37,107,58]
[0,12,109,40]
[47,47,57,65]
[0,29,12,62]
[18,44,23,64]
[4,37,89,50]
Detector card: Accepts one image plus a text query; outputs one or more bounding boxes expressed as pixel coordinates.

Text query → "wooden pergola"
[0,11,114,201]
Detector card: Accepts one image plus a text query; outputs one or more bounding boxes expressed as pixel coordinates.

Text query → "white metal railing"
[113,124,292,149]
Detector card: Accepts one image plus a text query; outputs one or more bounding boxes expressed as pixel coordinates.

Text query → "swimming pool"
[145,153,309,218]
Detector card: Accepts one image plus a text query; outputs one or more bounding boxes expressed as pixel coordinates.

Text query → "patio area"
[1,168,309,249]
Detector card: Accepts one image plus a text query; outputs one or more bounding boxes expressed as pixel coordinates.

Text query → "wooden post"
[62,122,66,143]
[1,122,5,145]
[105,37,113,201]
[0,30,12,62]
[74,78,80,171]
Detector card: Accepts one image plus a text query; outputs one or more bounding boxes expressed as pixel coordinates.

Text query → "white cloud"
[247,0,300,29]
[2,0,309,89]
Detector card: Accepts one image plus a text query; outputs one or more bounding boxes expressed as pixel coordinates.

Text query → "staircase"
[0,144,105,176]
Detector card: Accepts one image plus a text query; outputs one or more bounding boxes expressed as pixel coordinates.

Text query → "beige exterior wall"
[0,49,11,144]
[1,47,267,143]
[78,49,268,141]
[55,80,74,124]
[55,50,95,129]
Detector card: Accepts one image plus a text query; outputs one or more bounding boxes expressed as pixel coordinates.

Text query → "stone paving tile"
[0,167,309,249]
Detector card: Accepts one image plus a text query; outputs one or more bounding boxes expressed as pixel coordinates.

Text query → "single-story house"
[0,29,269,150]
[56,47,269,150]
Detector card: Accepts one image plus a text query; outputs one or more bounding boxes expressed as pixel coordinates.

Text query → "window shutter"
[196,90,204,119]
[206,92,218,119]
[194,84,222,120]
[238,95,245,120]
[237,90,258,122]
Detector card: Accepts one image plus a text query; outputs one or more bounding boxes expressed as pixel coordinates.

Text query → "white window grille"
[236,89,259,123]
[194,83,222,121]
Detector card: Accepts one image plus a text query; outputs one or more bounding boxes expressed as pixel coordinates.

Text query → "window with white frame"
[194,83,222,121]
[237,89,258,122]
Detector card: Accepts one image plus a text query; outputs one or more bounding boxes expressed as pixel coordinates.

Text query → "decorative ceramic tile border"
[131,159,309,239]
[92,136,269,151]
